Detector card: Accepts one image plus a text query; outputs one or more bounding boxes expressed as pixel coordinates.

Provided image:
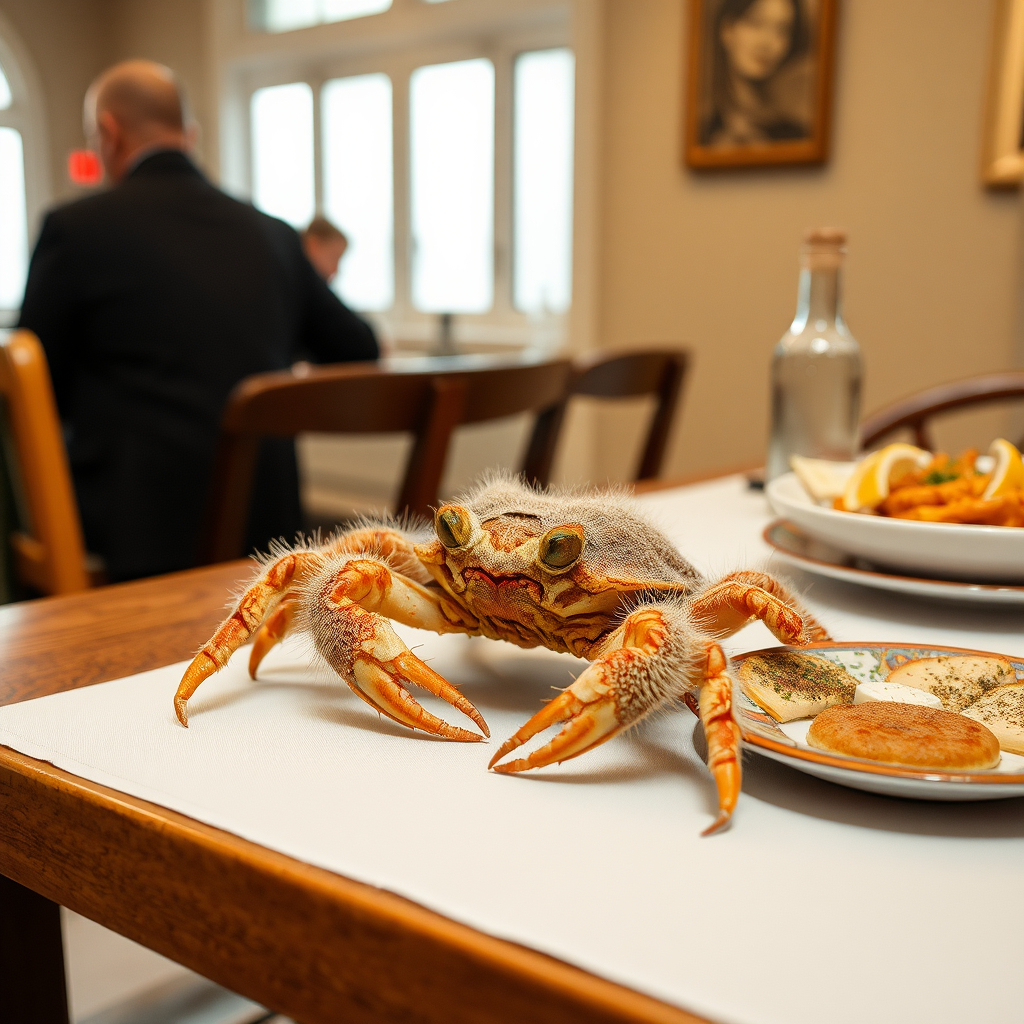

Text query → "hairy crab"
[175,475,829,833]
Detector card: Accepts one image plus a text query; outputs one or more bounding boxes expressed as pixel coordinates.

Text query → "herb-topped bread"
[736,651,858,722]
[962,682,1024,755]
[886,655,1015,713]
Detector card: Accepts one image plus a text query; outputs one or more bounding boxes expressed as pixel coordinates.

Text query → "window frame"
[212,0,579,350]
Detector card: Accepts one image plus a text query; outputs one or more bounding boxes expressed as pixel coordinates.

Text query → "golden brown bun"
[737,651,858,723]
[886,656,1015,713]
[962,683,1024,755]
[806,702,1001,770]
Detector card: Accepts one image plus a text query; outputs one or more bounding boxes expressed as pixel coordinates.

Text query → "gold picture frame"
[684,0,837,171]
[982,0,1024,188]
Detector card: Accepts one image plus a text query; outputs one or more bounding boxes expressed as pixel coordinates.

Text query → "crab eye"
[538,525,584,570]
[435,506,472,548]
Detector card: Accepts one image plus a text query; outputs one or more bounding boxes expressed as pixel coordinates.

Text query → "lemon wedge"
[983,438,1024,499]
[841,443,931,512]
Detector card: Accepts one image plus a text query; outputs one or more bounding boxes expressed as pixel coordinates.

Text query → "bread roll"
[886,655,1015,713]
[806,702,1001,770]
[737,651,858,722]
[962,682,1024,755]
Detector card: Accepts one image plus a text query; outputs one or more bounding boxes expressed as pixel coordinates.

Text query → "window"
[237,2,575,347]
[409,58,494,314]
[513,48,574,316]
[250,82,315,227]
[322,73,394,311]
[251,0,391,33]
[0,54,32,323]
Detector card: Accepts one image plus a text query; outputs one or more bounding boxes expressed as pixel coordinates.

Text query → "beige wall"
[595,0,1022,481]
[0,0,209,213]
[0,0,108,206]
[104,0,210,166]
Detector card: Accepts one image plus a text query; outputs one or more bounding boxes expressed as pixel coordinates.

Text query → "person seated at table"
[18,60,378,583]
[301,215,349,284]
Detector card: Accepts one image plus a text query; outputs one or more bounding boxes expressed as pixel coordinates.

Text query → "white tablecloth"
[1,477,1021,1024]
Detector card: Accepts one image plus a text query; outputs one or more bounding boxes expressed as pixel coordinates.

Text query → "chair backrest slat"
[522,349,690,486]
[860,371,1024,451]
[0,331,90,595]
[201,365,471,564]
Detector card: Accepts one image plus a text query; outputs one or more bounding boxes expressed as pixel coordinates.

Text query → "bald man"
[18,61,378,582]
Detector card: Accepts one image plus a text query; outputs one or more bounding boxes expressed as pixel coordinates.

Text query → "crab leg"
[247,527,431,679]
[699,643,740,836]
[175,551,321,726]
[488,607,666,772]
[248,591,300,679]
[689,572,831,645]
[309,557,486,741]
[490,606,742,834]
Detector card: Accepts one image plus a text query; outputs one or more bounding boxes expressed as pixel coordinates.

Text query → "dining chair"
[522,348,691,486]
[0,330,92,596]
[199,363,471,564]
[860,370,1024,450]
[438,356,574,493]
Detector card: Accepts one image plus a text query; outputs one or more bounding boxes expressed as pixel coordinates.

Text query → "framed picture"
[684,0,838,170]
[981,0,1024,188]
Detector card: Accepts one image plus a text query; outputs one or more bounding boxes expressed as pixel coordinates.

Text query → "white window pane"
[410,58,494,314]
[0,63,12,110]
[514,48,574,315]
[251,82,315,228]
[0,128,27,309]
[322,74,394,311]
[255,0,391,32]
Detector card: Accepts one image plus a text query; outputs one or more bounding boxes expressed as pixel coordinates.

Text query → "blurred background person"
[302,215,349,283]
[18,59,378,583]
[701,0,810,146]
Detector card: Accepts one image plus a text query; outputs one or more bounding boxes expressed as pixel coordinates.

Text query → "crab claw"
[489,664,624,773]
[349,649,489,742]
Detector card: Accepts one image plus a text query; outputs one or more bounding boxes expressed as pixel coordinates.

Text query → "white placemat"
[1,477,1022,1024]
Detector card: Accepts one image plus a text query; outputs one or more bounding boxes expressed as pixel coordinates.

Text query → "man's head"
[301,216,349,283]
[84,60,192,183]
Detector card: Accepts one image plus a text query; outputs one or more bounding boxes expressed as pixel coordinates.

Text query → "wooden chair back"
[449,359,575,487]
[201,363,468,563]
[523,348,690,485]
[0,330,90,595]
[860,371,1024,450]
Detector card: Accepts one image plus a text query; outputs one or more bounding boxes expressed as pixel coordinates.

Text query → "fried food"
[825,440,1024,527]
[887,655,1015,713]
[806,701,1001,770]
[962,683,1024,755]
[737,651,858,722]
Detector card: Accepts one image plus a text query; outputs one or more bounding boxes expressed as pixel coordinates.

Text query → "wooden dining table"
[0,558,705,1024]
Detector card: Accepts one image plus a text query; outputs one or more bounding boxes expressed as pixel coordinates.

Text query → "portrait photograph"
[684,0,837,169]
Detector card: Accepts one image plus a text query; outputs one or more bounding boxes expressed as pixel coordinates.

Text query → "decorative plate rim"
[732,642,1024,785]
[763,520,1024,595]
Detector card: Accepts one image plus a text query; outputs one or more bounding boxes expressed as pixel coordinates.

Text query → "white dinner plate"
[765,471,1024,583]
[764,520,1024,606]
[732,643,1024,801]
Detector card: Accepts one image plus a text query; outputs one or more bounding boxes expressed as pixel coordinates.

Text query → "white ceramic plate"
[765,471,1024,583]
[732,643,1024,801]
[764,520,1024,606]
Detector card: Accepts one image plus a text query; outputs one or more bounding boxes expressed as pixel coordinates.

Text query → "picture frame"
[981,0,1024,188]
[684,0,838,170]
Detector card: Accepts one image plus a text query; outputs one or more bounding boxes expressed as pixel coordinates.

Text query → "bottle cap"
[801,226,846,269]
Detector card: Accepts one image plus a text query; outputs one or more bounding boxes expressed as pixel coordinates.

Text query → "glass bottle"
[766,228,862,482]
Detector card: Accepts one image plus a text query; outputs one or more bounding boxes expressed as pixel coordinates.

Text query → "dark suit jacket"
[18,149,378,581]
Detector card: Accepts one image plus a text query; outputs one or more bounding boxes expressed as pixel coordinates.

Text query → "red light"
[68,149,102,186]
